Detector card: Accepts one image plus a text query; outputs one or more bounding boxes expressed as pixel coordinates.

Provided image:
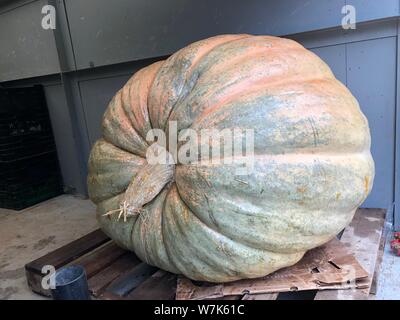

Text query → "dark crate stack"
[0,85,63,210]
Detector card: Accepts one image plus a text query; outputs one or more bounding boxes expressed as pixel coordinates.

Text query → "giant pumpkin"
[88,35,374,282]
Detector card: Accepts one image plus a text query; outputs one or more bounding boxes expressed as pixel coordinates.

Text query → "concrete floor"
[0,195,97,299]
[0,194,398,300]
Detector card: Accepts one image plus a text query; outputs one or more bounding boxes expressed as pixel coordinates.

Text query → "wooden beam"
[25,229,109,272]
[124,271,177,300]
[88,253,140,297]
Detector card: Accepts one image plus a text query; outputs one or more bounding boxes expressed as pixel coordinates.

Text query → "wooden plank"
[315,208,386,300]
[25,268,52,297]
[70,241,127,278]
[124,270,177,300]
[88,253,141,297]
[207,295,243,300]
[98,291,125,300]
[25,229,110,296]
[25,229,109,272]
[219,295,243,300]
[206,294,244,300]
[176,237,368,300]
[242,293,279,300]
[104,262,158,297]
[369,224,387,297]
[25,208,386,300]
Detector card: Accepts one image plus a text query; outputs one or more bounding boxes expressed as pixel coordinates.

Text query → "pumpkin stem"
[103,155,175,221]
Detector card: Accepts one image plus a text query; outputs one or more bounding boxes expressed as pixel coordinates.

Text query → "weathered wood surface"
[314,208,386,300]
[25,208,385,300]
[104,263,158,297]
[88,253,140,296]
[70,241,126,278]
[26,229,109,272]
[242,293,279,300]
[25,229,110,296]
[369,222,387,297]
[124,271,177,300]
[175,237,369,300]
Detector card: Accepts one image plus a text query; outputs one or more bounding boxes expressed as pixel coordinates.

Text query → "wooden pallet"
[25,208,385,300]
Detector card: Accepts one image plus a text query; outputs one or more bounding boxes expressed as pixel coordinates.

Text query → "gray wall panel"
[350,0,399,23]
[65,0,348,70]
[1,1,399,78]
[0,0,60,81]
[259,0,345,35]
[289,18,397,48]
[396,20,400,230]
[78,74,131,145]
[311,45,347,84]
[43,83,83,192]
[346,37,397,209]
[65,0,216,69]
